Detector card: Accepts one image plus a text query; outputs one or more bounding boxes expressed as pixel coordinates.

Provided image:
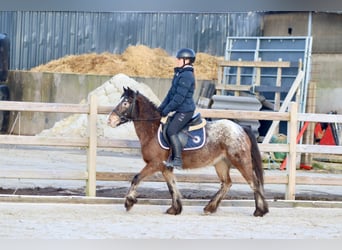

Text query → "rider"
[158,48,196,170]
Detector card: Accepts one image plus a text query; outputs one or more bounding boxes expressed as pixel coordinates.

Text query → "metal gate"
[223,36,312,113]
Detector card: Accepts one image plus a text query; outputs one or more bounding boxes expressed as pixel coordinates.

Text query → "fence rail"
[0,96,341,200]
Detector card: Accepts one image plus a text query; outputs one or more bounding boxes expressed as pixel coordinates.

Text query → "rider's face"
[175,58,189,67]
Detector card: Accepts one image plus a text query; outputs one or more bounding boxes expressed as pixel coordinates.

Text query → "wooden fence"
[0,96,341,200]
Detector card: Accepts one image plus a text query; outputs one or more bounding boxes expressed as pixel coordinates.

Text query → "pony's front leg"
[125,174,140,211]
[162,169,183,215]
[125,163,160,211]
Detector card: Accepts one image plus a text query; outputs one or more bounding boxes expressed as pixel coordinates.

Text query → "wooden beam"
[0,135,88,147]
[274,59,283,112]
[297,113,342,123]
[97,138,141,148]
[218,60,291,68]
[86,94,97,197]
[0,170,88,180]
[0,101,89,113]
[95,172,289,185]
[0,170,340,187]
[296,145,342,154]
[286,102,298,200]
[215,84,251,92]
[96,172,342,186]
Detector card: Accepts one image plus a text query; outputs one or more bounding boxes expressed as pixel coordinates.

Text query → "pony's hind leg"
[204,160,232,214]
[162,169,183,215]
[251,174,269,217]
[235,160,269,217]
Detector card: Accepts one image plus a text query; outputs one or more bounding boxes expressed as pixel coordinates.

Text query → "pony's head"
[107,87,138,127]
[107,87,160,128]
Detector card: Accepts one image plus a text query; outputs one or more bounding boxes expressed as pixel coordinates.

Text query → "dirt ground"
[0,202,341,239]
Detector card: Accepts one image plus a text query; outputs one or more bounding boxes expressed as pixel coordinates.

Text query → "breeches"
[166,111,194,137]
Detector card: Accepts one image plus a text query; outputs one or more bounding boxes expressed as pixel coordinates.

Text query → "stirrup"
[163,154,173,168]
[163,158,183,170]
[163,159,173,168]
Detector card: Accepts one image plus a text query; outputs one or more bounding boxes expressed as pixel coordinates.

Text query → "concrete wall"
[262,12,309,37]
[6,71,112,134]
[4,71,207,135]
[311,54,342,114]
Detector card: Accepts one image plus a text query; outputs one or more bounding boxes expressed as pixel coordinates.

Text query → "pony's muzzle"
[107,112,120,128]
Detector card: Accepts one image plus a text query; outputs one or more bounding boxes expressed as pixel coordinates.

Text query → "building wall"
[311,12,342,53]
[262,12,309,37]
[311,54,342,114]
[262,12,342,53]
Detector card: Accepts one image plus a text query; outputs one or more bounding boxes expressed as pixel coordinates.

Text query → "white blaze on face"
[107,97,125,128]
[107,112,121,128]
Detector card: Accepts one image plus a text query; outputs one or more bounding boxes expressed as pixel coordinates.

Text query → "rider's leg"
[163,112,193,169]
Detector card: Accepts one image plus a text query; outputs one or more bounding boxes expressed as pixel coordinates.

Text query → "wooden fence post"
[86,94,98,197]
[286,102,298,200]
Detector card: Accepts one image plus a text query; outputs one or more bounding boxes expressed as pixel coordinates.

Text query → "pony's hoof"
[124,196,137,211]
[253,207,269,217]
[204,204,217,214]
[166,206,182,215]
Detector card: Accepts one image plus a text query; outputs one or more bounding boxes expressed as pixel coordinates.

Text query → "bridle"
[112,92,160,123]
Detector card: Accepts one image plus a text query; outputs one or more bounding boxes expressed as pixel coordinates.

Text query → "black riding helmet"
[176,48,196,66]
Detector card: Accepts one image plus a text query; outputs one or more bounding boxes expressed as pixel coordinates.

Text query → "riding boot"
[164,135,183,170]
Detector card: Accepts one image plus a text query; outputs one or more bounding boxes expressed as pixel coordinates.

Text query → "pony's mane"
[137,92,159,111]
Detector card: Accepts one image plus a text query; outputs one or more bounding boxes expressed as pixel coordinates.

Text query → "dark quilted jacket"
[159,66,196,115]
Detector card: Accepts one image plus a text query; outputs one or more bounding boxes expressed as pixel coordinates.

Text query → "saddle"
[158,113,206,151]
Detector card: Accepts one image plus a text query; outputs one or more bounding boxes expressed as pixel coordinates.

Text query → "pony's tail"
[243,126,264,186]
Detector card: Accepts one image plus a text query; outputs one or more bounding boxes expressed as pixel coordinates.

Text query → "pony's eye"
[123,101,130,108]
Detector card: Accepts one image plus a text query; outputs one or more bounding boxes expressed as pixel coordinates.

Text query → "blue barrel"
[0,33,10,82]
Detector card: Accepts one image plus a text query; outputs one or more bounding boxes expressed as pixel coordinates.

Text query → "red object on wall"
[314,123,336,145]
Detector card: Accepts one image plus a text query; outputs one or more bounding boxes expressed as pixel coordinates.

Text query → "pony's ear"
[123,86,127,92]
[124,87,135,97]
[125,86,132,94]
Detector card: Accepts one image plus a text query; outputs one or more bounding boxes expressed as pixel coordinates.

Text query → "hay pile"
[30,45,220,80]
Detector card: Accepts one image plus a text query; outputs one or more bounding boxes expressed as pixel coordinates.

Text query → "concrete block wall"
[4,71,206,135]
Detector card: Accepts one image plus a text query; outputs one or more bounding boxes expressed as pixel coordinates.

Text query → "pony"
[107,87,269,216]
